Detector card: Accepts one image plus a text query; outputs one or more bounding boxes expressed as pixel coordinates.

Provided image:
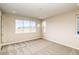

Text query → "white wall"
[0,10,1,44]
[2,14,41,43]
[43,10,79,50]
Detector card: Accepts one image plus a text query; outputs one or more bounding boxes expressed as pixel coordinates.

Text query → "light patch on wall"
[37,24,40,27]
[12,10,16,14]
[76,3,79,6]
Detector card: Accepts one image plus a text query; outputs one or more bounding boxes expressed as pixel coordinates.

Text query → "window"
[16,19,36,33]
[16,20,24,33]
[42,20,46,33]
[76,15,79,35]
[30,20,36,32]
[24,20,30,33]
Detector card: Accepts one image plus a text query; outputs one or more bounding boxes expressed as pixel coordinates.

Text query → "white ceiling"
[0,3,78,19]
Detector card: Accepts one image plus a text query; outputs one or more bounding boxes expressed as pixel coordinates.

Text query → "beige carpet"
[1,39,79,55]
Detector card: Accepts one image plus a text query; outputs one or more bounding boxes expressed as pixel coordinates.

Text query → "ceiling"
[0,3,78,19]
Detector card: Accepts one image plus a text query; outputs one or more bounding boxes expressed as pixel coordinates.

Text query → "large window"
[16,19,36,33]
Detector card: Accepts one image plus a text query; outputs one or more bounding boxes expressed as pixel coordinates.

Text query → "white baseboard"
[1,38,41,47]
[43,38,79,51]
